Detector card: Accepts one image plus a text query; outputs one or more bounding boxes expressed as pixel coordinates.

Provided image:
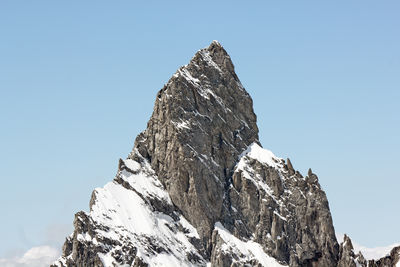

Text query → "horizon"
[0,1,399,265]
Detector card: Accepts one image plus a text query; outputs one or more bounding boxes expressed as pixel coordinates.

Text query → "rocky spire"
[133,41,259,247]
[338,234,368,267]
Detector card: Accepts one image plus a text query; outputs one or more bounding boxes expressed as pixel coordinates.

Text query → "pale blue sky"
[0,1,399,257]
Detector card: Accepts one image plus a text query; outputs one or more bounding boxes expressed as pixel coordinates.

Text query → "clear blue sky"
[0,0,399,257]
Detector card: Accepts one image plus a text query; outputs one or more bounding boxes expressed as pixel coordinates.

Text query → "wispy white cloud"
[0,246,59,267]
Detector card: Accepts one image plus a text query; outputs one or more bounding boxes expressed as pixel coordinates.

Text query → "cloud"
[0,246,59,267]
[352,242,400,260]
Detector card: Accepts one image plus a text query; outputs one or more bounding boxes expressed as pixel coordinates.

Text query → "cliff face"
[52,41,399,267]
[134,41,259,248]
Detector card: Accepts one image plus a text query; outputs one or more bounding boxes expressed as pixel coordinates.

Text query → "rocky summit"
[52,41,400,267]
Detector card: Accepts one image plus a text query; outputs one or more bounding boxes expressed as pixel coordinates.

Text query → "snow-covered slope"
[212,222,286,267]
[53,151,208,266]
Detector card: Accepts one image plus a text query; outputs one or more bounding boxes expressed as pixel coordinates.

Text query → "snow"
[171,119,191,130]
[179,215,200,239]
[178,68,200,86]
[195,84,227,111]
[77,232,92,242]
[238,142,283,170]
[214,222,287,267]
[234,143,292,223]
[123,158,141,172]
[56,150,288,266]
[217,113,226,123]
[273,211,287,221]
[211,40,221,46]
[92,180,159,235]
[98,252,116,267]
[120,159,171,204]
[237,165,276,202]
[147,252,189,266]
[200,49,222,72]
[234,143,289,211]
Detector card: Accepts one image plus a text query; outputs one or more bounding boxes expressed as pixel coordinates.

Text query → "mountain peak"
[185,40,235,77]
[210,39,222,46]
[134,41,259,242]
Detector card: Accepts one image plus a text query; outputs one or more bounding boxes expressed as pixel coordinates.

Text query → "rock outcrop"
[338,234,367,267]
[337,234,400,267]
[52,41,396,267]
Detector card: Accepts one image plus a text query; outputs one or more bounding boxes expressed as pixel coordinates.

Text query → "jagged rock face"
[338,234,367,267]
[226,146,339,266]
[134,41,259,243]
[202,143,338,267]
[53,41,348,267]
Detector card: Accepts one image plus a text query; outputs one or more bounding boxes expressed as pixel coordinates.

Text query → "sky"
[0,0,399,264]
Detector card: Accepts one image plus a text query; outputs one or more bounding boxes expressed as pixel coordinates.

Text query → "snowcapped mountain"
[52,41,400,267]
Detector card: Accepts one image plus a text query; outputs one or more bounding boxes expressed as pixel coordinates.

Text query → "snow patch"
[171,119,191,130]
[120,161,171,204]
[123,159,141,172]
[214,222,287,267]
[238,143,283,170]
[178,68,200,86]
[200,49,222,72]
[55,155,206,266]
[273,211,287,221]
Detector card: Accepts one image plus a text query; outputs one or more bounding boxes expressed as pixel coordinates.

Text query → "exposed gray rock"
[286,158,295,176]
[338,234,367,267]
[134,40,259,249]
[229,150,339,266]
[368,246,400,267]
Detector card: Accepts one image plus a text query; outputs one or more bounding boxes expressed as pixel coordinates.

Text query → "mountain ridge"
[52,41,400,267]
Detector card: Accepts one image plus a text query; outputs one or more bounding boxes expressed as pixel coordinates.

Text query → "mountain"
[52,41,400,267]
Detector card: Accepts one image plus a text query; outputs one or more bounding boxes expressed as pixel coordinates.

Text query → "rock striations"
[52,41,400,267]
